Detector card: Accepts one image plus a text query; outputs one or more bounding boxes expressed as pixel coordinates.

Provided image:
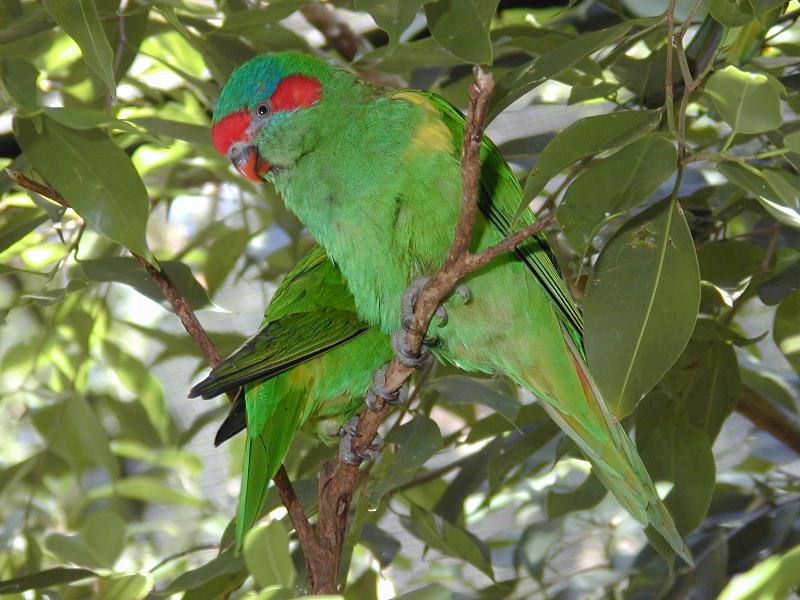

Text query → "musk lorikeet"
[210,51,692,564]
[190,244,392,548]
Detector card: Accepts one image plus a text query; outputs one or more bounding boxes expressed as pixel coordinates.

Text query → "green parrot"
[190,244,392,548]
[210,51,692,564]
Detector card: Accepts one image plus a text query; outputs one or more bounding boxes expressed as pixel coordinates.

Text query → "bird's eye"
[256,103,270,118]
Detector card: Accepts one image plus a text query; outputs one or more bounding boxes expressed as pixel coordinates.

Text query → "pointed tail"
[539,332,693,565]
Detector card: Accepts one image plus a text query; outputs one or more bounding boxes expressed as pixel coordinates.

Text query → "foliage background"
[1,0,800,598]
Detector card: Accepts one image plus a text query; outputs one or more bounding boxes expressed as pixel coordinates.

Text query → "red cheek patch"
[270,75,322,112]
[211,110,251,155]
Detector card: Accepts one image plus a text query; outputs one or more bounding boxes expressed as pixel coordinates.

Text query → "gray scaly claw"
[339,416,384,465]
[392,329,432,369]
[365,366,409,411]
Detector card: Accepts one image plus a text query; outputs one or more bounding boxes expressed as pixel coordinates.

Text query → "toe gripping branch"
[395,276,471,368]
[339,415,385,466]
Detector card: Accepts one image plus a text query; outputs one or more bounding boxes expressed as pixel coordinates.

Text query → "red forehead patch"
[211,110,251,155]
[270,75,322,112]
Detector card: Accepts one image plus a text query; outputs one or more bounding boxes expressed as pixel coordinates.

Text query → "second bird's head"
[211,51,354,182]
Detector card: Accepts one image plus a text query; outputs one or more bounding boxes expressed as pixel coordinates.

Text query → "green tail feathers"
[549,335,692,565]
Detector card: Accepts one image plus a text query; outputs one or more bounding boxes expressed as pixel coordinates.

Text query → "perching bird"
[210,51,692,563]
[190,244,392,548]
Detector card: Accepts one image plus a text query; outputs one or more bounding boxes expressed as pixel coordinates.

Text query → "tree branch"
[5,167,320,585]
[736,386,800,455]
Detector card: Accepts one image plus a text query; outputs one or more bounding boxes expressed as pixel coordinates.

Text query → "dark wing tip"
[214,393,247,446]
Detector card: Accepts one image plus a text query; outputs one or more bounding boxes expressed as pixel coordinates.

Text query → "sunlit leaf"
[719,543,800,600]
[95,573,153,600]
[41,0,116,95]
[0,56,38,112]
[45,511,125,570]
[14,115,150,255]
[705,66,784,134]
[88,475,207,507]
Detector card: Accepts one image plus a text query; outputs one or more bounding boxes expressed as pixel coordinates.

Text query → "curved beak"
[228,142,270,182]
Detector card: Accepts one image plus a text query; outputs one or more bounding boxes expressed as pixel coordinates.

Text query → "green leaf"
[774,290,800,374]
[489,22,632,121]
[783,130,800,154]
[355,0,426,52]
[585,198,699,417]
[45,511,126,570]
[698,240,766,286]
[101,340,171,442]
[96,573,153,600]
[431,375,519,422]
[157,549,243,595]
[515,521,561,579]
[522,110,660,207]
[88,475,207,507]
[0,567,96,594]
[404,502,494,579]
[75,257,211,311]
[664,339,741,441]
[636,391,715,534]
[557,133,677,254]
[14,115,150,256]
[360,524,401,568]
[369,415,442,501]
[719,543,800,600]
[424,0,499,64]
[44,107,143,135]
[708,0,754,26]
[243,522,296,590]
[705,66,784,134]
[546,472,606,519]
[720,163,800,230]
[0,56,38,112]
[393,584,452,600]
[30,395,119,477]
[0,205,47,253]
[130,116,212,146]
[41,0,116,95]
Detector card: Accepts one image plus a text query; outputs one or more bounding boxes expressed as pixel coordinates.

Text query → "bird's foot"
[400,276,472,332]
[392,329,432,368]
[339,416,384,465]
[365,366,408,411]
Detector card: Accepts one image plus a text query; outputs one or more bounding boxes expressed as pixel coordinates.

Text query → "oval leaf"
[558,133,677,254]
[243,521,295,590]
[424,0,499,64]
[585,198,700,417]
[705,65,783,134]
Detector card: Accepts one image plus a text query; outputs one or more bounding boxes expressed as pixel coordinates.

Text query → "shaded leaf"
[637,391,715,534]
[431,375,519,422]
[489,22,632,121]
[774,289,800,374]
[558,133,677,253]
[404,502,494,579]
[369,414,442,500]
[0,56,38,112]
[96,573,153,600]
[360,524,401,568]
[585,198,700,417]
[522,110,660,207]
[546,472,607,519]
[0,567,96,594]
[424,0,499,64]
[45,511,125,570]
[243,521,295,590]
[0,205,47,253]
[355,0,426,51]
[76,257,211,311]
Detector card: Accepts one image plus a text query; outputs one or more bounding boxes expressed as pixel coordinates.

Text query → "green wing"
[189,245,368,400]
[406,90,584,353]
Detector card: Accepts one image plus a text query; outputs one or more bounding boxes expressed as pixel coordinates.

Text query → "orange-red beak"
[211,111,270,182]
